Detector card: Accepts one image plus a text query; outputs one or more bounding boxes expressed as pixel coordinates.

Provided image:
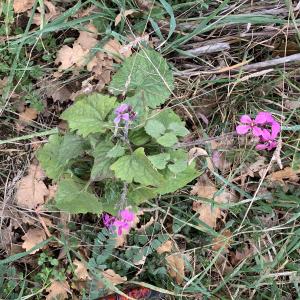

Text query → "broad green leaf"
[168,122,189,137]
[157,132,178,147]
[145,120,166,139]
[55,178,102,214]
[61,94,116,137]
[128,186,158,205]
[106,144,125,158]
[149,153,170,170]
[145,109,189,146]
[129,128,151,146]
[91,141,115,180]
[156,165,200,195]
[109,49,174,109]
[37,134,86,181]
[168,149,188,174]
[110,147,165,186]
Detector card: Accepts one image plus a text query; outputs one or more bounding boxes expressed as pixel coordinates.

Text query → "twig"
[175,132,237,148]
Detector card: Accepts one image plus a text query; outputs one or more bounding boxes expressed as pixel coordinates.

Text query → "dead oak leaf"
[21,228,46,254]
[32,0,60,26]
[46,280,70,300]
[16,164,49,210]
[156,240,173,255]
[55,42,89,71]
[19,107,38,123]
[267,167,300,184]
[73,259,90,280]
[211,230,232,252]
[191,175,235,228]
[13,0,34,13]
[96,269,127,288]
[104,39,132,62]
[166,254,185,285]
[77,23,98,50]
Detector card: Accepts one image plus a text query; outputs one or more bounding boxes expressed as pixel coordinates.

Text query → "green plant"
[37,48,200,215]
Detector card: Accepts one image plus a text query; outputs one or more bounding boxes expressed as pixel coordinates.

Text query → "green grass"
[1,0,300,299]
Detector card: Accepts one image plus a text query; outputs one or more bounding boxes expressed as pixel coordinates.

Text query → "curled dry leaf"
[46,280,70,300]
[285,100,300,110]
[73,259,91,280]
[211,230,232,252]
[191,175,236,228]
[156,240,173,254]
[188,147,214,172]
[13,0,34,13]
[166,253,185,285]
[16,164,49,210]
[19,107,38,123]
[136,216,155,233]
[115,9,136,26]
[21,228,46,254]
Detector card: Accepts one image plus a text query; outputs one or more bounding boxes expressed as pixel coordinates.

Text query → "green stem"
[0,128,59,145]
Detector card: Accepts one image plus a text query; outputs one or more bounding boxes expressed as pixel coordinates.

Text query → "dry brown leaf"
[166,254,185,285]
[19,107,38,123]
[46,280,70,300]
[188,147,214,172]
[285,100,300,110]
[267,167,300,184]
[97,269,127,288]
[191,175,235,228]
[55,42,89,71]
[211,230,232,251]
[115,9,136,26]
[21,228,46,254]
[157,240,173,254]
[212,150,232,173]
[46,184,57,201]
[229,243,256,266]
[104,39,132,61]
[77,23,98,50]
[13,0,34,13]
[73,259,91,280]
[136,216,155,233]
[32,0,60,26]
[0,77,8,95]
[16,164,49,210]
[51,86,72,102]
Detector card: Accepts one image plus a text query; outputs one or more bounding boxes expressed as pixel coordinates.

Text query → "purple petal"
[260,129,271,141]
[252,126,263,137]
[240,115,252,124]
[120,209,135,222]
[115,103,129,114]
[236,125,251,135]
[114,115,121,124]
[267,141,277,150]
[255,112,274,124]
[256,143,268,150]
[121,113,130,122]
[271,121,281,139]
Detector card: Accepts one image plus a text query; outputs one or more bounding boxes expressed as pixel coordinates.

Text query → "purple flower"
[103,209,135,236]
[236,114,264,136]
[114,104,136,125]
[236,111,281,151]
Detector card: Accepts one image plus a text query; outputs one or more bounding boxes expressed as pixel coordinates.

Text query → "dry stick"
[176,53,300,76]
[241,53,300,71]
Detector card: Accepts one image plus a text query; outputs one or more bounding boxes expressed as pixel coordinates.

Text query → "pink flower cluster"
[103,209,135,236]
[236,112,280,150]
